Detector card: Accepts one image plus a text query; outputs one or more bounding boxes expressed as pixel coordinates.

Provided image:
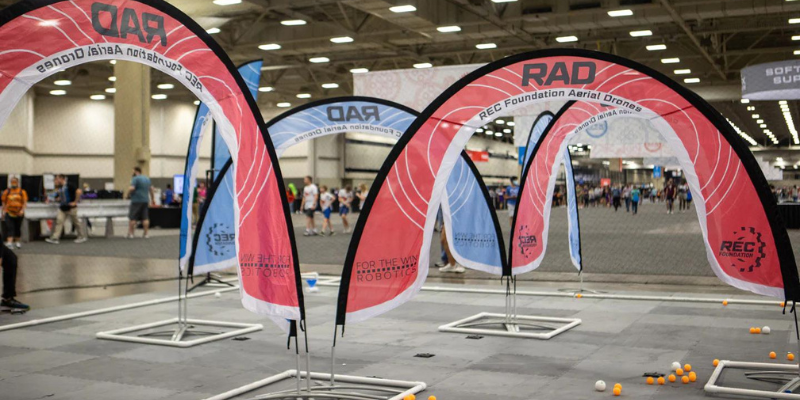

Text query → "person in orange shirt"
[2,177,27,249]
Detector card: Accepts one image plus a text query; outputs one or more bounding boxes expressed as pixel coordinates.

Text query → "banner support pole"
[330,325,338,387]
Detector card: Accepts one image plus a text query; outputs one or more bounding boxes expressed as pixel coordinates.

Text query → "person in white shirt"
[319,185,335,236]
[302,176,319,236]
[337,185,353,233]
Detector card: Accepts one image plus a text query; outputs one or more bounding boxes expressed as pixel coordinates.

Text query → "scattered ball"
[214,292,222,298]
[646,377,654,385]
[782,301,786,307]
[657,377,666,385]
[576,293,583,299]
[403,395,415,400]
[689,372,697,382]
[762,326,771,335]
[750,327,757,334]
[428,397,436,400]
[713,359,720,367]
[723,300,728,306]
[684,364,692,372]
[789,353,796,361]
[681,376,690,384]
[614,383,622,390]
[770,352,777,359]
[671,361,682,371]
[755,327,762,334]
[613,387,621,396]
[668,374,676,383]
[676,368,684,376]
[595,380,606,392]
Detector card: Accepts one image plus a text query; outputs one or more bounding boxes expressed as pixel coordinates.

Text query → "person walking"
[337,185,353,233]
[612,185,621,211]
[631,186,640,215]
[438,224,465,273]
[287,182,299,214]
[357,184,369,212]
[664,179,677,214]
[319,185,335,236]
[678,180,688,212]
[302,176,319,236]
[506,177,519,225]
[286,186,296,214]
[126,166,154,239]
[623,184,631,212]
[45,174,86,244]
[2,177,27,249]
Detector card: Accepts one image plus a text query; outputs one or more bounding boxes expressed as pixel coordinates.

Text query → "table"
[21,200,131,241]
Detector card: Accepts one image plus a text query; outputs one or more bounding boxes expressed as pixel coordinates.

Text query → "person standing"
[357,184,369,212]
[45,174,86,244]
[163,184,174,207]
[678,180,688,212]
[631,186,640,215]
[623,185,631,212]
[612,185,621,211]
[286,186,296,214]
[0,243,27,310]
[319,185,335,236]
[506,178,519,226]
[127,167,154,239]
[287,182,299,213]
[664,179,677,214]
[338,185,353,233]
[303,176,319,236]
[2,177,27,249]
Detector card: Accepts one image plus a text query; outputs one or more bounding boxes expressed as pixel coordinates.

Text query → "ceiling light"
[50,90,66,96]
[330,36,353,43]
[110,60,116,64]
[309,57,330,63]
[741,98,750,103]
[90,94,106,100]
[608,9,633,17]
[507,121,515,126]
[206,27,220,34]
[674,69,691,74]
[780,100,788,105]
[629,30,652,37]
[350,68,369,74]
[491,0,517,3]
[413,62,432,69]
[494,131,503,137]
[661,58,680,64]
[389,5,416,13]
[193,101,200,105]
[485,130,493,135]
[321,83,339,89]
[727,118,758,146]
[503,128,511,133]
[684,77,700,83]
[281,19,306,26]
[212,0,240,5]
[495,119,505,124]
[151,94,167,100]
[555,36,578,43]
[646,44,667,51]
[277,102,291,108]
[791,18,800,24]
[793,35,800,41]
[795,50,800,55]
[258,43,281,51]
[476,128,484,133]
[54,80,71,86]
[757,119,764,124]
[437,26,461,33]
[108,76,116,82]
[105,88,116,93]
[747,106,756,111]
[258,86,274,92]
[296,93,311,99]
[476,43,497,50]
[753,114,760,118]
[760,124,767,128]
[157,83,174,90]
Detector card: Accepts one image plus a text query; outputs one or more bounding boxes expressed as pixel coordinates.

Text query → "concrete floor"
[1,277,799,400]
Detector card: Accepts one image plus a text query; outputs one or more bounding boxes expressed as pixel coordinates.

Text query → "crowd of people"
[292,176,368,237]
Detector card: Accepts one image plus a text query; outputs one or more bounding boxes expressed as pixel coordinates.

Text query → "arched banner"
[179,59,262,272]
[337,49,799,326]
[0,0,302,331]
[520,111,582,273]
[189,96,503,275]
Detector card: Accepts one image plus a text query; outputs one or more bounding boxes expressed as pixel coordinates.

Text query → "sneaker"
[143,234,150,239]
[1,298,29,310]
[434,262,446,268]
[439,264,457,272]
[452,265,466,273]
[3,243,12,250]
[74,237,87,244]
[126,234,134,239]
[14,242,21,249]
[328,231,335,236]
[343,228,351,234]
[45,238,59,244]
[303,231,312,236]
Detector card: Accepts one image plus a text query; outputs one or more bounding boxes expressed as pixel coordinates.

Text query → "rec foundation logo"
[206,223,234,257]
[718,226,766,273]
[516,225,537,257]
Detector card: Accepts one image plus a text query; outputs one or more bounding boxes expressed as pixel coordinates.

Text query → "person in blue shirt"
[631,186,641,215]
[506,178,519,225]
[127,167,154,239]
[163,184,175,207]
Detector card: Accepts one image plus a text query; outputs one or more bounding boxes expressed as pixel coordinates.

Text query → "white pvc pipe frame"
[438,312,581,340]
[95,317,263,348]
[204,370,426,400]
[0,273,322,333]
[705,360,800,399]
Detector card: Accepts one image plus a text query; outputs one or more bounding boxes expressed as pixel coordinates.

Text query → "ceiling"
[20,0,800,148]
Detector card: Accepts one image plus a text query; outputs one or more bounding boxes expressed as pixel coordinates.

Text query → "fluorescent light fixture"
[151,94,167,100]
[791,18,800,24]
[795,50,800,55]
[110,60,116,64]
[661,58,680,64]
[90,94,106,100]
[684,77,700,83]
[413,62,432,69]
[503,128,511,133]
[747,106,756,111]
[674,69,691,74]
[206,27,220,34]
[753,114,760,118]
[54,80,71,86]
[760,124,767,128]
[646,44,667,51]
[629,30,652,37]
[507,121,515,126]
[476,128,484,133]
[258,86,274,92]
[495,119,505,124]
[608,9,633,17]
[280,19,306,26]
[350,68,369,74]
[213,0,241,5]
[741,98,750,103]
[389,5,416,13]
[556,36,578,43]
[476,43,497,49]
[485,130,493,135]
[296,93,311,99]
[330,36,353,43]
[157,83,174,90]
[108,76,116,82]
[277,102,291,108]
[757,119,764,124]
[258,43,281,51]
[793,35,800,40]
[321,83,339,89]
[193,101,200,105]
[780,100,788,105]
[50,90,66,96]
[494,131,503,137]
[491,0,517,3]
[309,57,330,63]
[437,26,461,33]
[105,88,116,93]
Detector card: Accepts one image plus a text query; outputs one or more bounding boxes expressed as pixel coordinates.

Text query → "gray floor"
[1,278,798,400]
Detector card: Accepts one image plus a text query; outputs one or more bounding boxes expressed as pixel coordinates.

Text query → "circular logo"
[586,121,608,138]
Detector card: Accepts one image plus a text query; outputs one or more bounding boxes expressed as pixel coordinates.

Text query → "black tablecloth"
[149,207,181,229]
[778,203,800,229]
